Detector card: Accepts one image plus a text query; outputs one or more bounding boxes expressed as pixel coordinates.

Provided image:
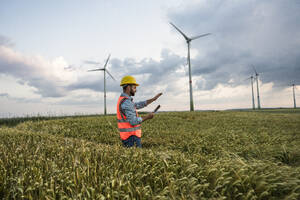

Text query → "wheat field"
[0,109,300,199]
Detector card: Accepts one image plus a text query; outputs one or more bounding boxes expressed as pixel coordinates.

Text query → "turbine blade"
[84,60,101,65]
[190,33,211,40]
[243,77,251,81]
[103,54,111,69]
[106,69,116,81]
[169,22,190,41]
[252,64,258,75]
[87,68,105,72]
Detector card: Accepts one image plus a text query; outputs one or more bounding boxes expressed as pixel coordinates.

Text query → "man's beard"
[130,90,135,96]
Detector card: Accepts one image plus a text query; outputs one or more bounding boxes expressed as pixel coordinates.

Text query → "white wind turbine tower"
[252,65,261,109]
[170,22,211,111]
[87,54,115,115]
[292,84,297,109]
[245,75,255,110]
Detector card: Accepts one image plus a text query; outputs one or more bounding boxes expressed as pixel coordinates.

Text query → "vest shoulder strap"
[119,97,128,120]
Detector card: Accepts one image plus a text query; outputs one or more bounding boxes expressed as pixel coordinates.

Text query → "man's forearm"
[146,97,155,105]
[146,93,163,105]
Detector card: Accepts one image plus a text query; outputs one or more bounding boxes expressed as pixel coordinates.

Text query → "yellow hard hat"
[120,75,139,86]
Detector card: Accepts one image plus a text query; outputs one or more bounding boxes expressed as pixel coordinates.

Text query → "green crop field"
[1,109,300,199]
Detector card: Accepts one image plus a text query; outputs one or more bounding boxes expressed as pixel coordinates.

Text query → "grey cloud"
[30,78,66,97]
[130,49,185,89]
[66,50,185,99]
[0,35,14,47]
[0,92,41,103]
[83,60,101,65]
[67,79,104,92]
[69,49,185,97]
[53,96,104,106]
[66,72,120,93]
[0,93,9,97]
[64,65,77,71]
[168,0,300,90]
[0,45,67,97]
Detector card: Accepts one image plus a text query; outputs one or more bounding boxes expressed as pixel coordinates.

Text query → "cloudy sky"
[1,0,300,117]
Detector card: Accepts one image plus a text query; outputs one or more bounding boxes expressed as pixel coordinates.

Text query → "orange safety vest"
[116,96,142,140]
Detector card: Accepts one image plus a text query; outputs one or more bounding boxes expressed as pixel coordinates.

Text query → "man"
[116,75,162,148]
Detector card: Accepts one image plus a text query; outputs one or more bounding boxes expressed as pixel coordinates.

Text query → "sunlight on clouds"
[0,74,40,98]
[51,56,76,84]
[0,44,77,97]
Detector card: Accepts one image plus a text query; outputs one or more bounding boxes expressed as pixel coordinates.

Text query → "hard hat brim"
[120,83,139,86]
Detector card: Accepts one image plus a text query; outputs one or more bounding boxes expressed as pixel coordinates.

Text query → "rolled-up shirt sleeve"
[134,100,147,110]
[121,99,143,126]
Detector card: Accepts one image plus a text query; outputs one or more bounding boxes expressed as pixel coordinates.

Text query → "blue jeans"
[122,135,142,148]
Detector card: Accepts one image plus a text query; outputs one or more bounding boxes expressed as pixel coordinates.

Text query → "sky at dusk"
[0,0,300,117]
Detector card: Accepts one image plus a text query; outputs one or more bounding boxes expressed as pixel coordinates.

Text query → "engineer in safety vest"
[117,75,162,148]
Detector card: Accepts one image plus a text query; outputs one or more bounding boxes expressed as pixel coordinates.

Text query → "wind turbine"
[252,65,261,109]
[245,75,255,110]
[292,84,297,109]
[170,22,211,111]
[87,54,115,115]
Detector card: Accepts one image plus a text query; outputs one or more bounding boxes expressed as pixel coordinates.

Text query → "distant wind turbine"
[87,54,115,115]
[245,75,255,110]
[252,65,261,109]
[292,84,297,109]
[170,22,211,111]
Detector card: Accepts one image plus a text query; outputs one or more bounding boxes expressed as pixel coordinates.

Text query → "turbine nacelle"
[87,54,115,80]
[252,64,259,77]
[169,22,211,43]
[244,75,254,81]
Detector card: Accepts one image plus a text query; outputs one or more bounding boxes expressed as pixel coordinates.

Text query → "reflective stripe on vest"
[119,126,141,132]
[116,96,142,140]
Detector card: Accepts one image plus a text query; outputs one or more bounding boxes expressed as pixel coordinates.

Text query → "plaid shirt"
[120,93,147,126]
